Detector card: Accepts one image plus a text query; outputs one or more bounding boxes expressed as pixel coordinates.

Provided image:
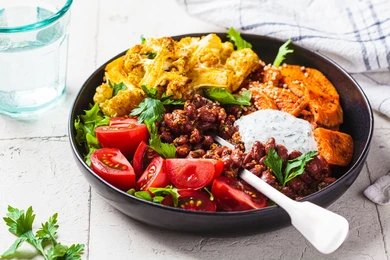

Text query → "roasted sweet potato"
[249,81,307,116]
[280,65,343,128]
[313,127,353,166]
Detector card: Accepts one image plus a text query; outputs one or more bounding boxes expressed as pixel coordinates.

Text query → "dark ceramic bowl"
[68,33,373,234]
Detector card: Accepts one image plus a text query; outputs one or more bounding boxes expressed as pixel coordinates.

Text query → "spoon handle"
[240,167,349,254]
[214,135,349,254]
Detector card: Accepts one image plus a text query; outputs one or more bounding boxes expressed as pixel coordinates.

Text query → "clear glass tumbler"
[0,0,72,118]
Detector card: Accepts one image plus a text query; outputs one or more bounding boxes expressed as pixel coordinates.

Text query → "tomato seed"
[196,200,202,207]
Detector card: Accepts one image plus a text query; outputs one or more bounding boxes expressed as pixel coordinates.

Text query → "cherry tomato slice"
[132,141,149,177]
[211,176,268,211]
[95,117,148,159]
[165,159,219,190]
[90,148,136,191]
[212,160,224,179]
[177,190,216,212]
[132,141,158,178]
[160,190,217,212]
[137,157,169,190]
[109,116,138,128]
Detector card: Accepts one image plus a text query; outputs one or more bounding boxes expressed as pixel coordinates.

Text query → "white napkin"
[364,175,390,205]
[177,0,390,117]
[177,0,390,204]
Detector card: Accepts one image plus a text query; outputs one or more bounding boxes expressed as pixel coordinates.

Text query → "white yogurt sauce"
[234,109,317,153]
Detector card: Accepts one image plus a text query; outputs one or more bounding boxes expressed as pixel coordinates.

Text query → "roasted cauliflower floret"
[93,83,113,104]
[100,87,144,117]
[225,48,260,91]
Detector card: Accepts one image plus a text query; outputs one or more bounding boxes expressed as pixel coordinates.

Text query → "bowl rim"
[68,32,374,216]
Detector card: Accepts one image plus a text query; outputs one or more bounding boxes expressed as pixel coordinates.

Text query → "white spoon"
[214,136,349,254]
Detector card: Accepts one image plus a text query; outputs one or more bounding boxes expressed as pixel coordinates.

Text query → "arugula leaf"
[109,82,126,96]
[227,27,252,50]
[284,151,317,186]
[146,120,176,158]
[273,39,294,67]
[264,148,317,186]
[161,93,184,105]
[149,186,180,207]
[205,88,251,106]
[264,148,284,185]
[152,196,165,203]
[141,85,158,99]
[1,206,84,260]
[74,103,109,165]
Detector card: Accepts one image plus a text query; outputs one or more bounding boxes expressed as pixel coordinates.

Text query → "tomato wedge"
[132,141,158,177]
[90,148,136,191]
[95,117,148,159]
[161,189,217,212]
[137,157,169,190]
[165,159,222,190]
[211,176,268,211]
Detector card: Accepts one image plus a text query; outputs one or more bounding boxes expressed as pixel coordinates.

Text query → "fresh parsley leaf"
[62,243,84,260]
[264,148,284,185]
[47,243,68,259]
[74,103,109,165]
[130,97,165,124]
[273,39,294,67]
[161,93,184,105]
[205,88,251,106]
[1,206,84,260]
[149,186,180,207]
[146,120,176,158]
[140,35,146,44]
[227,27,252,50]
[264,148,318,186]
[109,82,126,96]
[134,191,153,201]
[141,85,158,99]
[284,151,317,186]
[36,213,58,245]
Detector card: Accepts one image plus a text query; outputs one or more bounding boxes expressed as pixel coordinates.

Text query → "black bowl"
[68,33,373,234]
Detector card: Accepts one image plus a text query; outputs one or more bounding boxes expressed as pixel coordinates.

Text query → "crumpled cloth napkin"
[177,0,390,204]
[364,175,390,205]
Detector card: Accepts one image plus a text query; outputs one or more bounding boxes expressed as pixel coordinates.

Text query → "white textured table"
[1,0,390,259]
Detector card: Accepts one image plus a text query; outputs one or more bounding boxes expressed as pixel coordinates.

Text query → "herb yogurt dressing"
[234,109,317,153]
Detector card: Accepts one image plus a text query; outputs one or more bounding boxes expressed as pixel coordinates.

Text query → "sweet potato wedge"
[280,65,343,128]
[313,127,353,166]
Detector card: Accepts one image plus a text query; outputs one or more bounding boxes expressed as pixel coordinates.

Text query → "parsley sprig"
[264,148,317,186]
[130,85,183,158]
[227,27,252,50]
[1,206,84,260]
[273,39,294,67]
[204,88,251,106]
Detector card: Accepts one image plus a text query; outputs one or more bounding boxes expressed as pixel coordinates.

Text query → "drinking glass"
[0,0,73,118]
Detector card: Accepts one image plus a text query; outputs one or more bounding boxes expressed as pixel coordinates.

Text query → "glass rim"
[0,0,73,33]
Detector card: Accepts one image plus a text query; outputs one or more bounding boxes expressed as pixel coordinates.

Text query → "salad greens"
[74,103,109,165]
[273,39,294,67]
[204,88,251,106]
[127,186,179,207]
[131,85,183,158]
[1,206,84,260]
[264,148,317,186]
[227,27,252,50]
